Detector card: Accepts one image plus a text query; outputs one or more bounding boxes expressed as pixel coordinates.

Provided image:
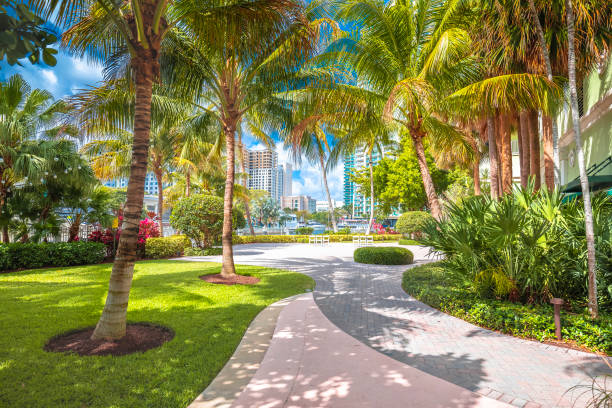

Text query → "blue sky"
[0,53,344,202]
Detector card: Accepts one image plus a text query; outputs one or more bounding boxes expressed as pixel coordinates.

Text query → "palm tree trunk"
[411,132,442,220]
[2,225,9,243]
[566,0,598,319]
[467,136,481,195]
[528,0,560,183]
[528,110,541,189]
[498,114,512,194]
[541,116,555,190]
[366,150,375,234]
[154,169,164,236]
[68,213,82,242]
[221,116,237,278]
[473,161,481,195]
[518,111,530,188]
[318,151,337,233]
[185,170,191,197]
[487,116,500,200]
[237,134,255,236]
[91,57,157,340]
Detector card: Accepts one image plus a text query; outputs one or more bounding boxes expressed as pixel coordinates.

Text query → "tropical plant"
[0,74,76,241]
[421,185,612,306]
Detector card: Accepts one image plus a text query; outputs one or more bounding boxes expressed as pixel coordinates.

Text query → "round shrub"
[170,194,224,248]
[395,211,434,238]
[354,247,414,265]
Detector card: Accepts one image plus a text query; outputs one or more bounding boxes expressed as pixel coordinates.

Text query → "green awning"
[561,175,612,193]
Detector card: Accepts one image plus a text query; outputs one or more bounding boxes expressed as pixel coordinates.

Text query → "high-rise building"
[283,163,293,196]
[103,172,164,195]
[281,195,316,213]
[242,148,286,203]
[343,145,388,217]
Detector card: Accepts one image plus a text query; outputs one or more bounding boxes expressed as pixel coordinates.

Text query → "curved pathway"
[183,243,610,407]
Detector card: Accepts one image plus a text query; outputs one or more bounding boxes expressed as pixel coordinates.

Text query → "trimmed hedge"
[184,247,223,256]
[0,242,106,271]
[354,247,414,265]
[145,235,191,259]
[402,262,612,353]
[234,234,400,244]
[295,227,314,235]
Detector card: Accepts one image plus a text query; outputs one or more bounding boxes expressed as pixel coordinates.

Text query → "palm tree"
[311,0,477,220]
[0,74,75,241]
[161,11,316,277]
[37,0,303,340]
[565,0,598,319]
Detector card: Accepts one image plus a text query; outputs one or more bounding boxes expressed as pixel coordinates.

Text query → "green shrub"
[184,247,223,256]
[395,211,434,238]
[0,242,105,271]
[145,235,191,259]
[354,247,413,265]
[295,227,314,235]
[170,194,224,248]
[402,262,612,353]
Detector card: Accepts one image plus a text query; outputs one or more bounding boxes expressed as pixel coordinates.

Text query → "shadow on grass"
[0,259,313,408]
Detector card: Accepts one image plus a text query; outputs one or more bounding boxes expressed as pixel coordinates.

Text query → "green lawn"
[0,260,314,407]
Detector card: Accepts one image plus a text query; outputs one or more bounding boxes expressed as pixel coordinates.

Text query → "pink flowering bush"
[88,219,160,258]
[372,222,399,235]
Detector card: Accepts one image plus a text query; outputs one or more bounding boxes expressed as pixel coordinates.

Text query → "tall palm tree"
[293,126,340,232]
[312,0,477,220]
[36,0,175,340]
[37,0,304,340]
[565,0,598,319]
[162,11,316,277]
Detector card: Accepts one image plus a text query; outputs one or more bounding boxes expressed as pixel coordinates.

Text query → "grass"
[0,260,314,407]
[398,238,422,246]
[403,262,612,353]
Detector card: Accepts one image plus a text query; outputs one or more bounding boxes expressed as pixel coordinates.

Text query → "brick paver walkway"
[184,243,611,407]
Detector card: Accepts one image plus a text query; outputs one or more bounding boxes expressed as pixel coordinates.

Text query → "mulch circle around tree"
[199,273,260,285]
[44,323,174,357]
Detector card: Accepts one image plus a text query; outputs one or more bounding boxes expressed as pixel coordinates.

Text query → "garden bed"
[0,260,314,407]
[402,262,612,354]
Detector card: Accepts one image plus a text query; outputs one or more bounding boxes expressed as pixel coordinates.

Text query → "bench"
[352,235,374,247]
[308,235,330,245]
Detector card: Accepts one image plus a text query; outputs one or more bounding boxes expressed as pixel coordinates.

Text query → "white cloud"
[40,69,58,86]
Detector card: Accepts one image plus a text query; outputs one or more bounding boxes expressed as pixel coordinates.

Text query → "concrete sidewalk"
[233,293,512,408]
[181,243,610,407]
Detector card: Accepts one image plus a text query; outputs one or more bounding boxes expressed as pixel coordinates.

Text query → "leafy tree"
[251,196,281,227]
[351,140,450,214]
[170,194,224,249]
[0,0,57,65]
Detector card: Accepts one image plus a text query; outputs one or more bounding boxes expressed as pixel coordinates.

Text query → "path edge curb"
[187,293,304,408]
